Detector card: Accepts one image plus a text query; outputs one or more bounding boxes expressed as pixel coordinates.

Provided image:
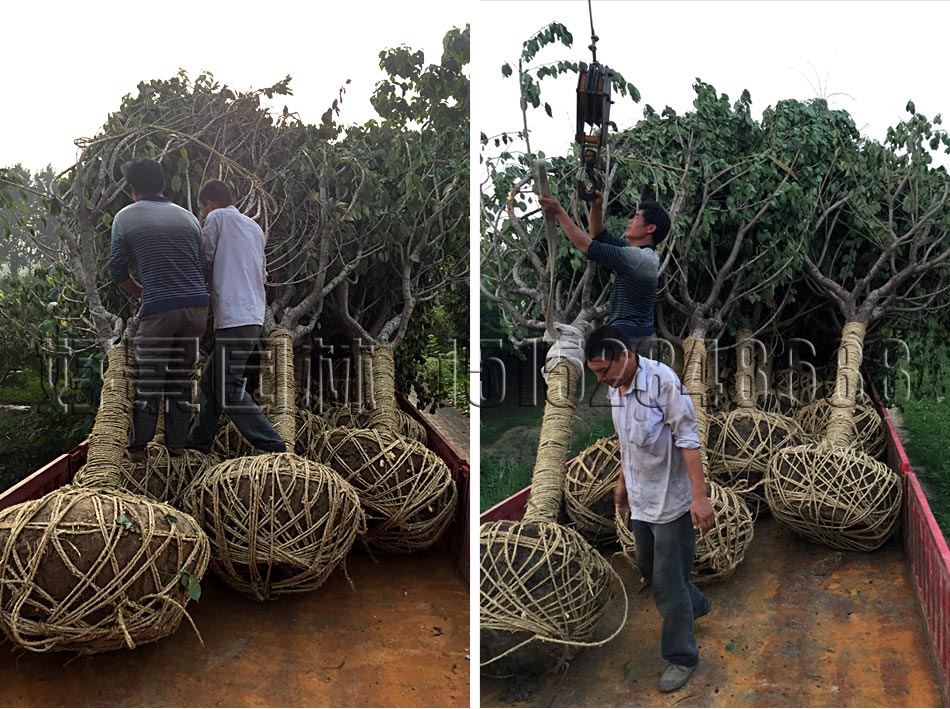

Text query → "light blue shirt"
[609,357,701,523]
[203,205,267,329]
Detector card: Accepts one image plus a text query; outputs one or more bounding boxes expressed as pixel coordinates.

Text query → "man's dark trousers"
[130,305,208,450]
[187,324,286,453]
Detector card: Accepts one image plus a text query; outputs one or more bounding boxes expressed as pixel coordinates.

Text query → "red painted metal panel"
[480,486,531,524]
[869,381,950,706]
[0,441,88,511]
[396,395,470,582]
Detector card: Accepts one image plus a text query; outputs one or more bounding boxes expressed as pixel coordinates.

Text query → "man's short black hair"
[585,325,635,363]
[198,179,234,206]
[125,158,165,195]
[636,200,671,246]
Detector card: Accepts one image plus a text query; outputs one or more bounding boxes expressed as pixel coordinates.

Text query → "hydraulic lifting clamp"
[575,0,613,203]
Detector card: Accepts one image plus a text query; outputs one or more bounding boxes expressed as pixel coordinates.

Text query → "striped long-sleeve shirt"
[109,196,210,316]
[586,229,659,336]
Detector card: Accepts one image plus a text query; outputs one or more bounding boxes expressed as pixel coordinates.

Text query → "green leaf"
[164,513,178,524]
[409,253,421,263]
[501,63,513,78]
[180,571,202,601]
[116,514,133,531]
[544,102,552,118]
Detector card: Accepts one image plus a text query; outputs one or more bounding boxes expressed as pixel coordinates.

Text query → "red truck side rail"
[869,383,950,706]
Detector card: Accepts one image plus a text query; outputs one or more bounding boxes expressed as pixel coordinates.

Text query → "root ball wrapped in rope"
[0,485,210,653]
[616,480,754,585]
[186,452,364,600]
[311,427,456,553]
[75,444,217,507]
[766,323,901,550]
[563,435,622,544]
[480,520,626,677]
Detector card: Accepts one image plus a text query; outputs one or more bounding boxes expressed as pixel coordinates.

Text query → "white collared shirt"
[609,357,701,523]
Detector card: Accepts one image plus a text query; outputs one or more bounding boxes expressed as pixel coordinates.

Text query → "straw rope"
[794,400,885,458]
[766,443,901,551]
[75,444,216,509]
[523,361,579,524]
[185,453,364,599]
[0,485,210,653]
[825,322,866,447]
[311,427,456,553]
[266,328,297,447]
[479,520,628,676]
[615,479,754,585]
[79,346,136,489]
[766,322,901,550]
[563,436,622,544]
[367,346,402,436]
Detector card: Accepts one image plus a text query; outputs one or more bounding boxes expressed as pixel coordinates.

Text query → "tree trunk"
[367,345,401,436]
[734,329,755,409]
[522,361,580,524]
[266,328,297,448]
[824,321,866,448]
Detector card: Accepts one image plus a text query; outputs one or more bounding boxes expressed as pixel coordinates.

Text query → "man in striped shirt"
[538,191,669,357]
[109,158,210,460]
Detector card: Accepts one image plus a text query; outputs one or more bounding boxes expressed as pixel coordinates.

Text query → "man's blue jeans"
[630,511,707,667]
[186,325,286,453]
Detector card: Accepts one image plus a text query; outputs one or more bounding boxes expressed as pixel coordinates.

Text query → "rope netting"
[615,480,754,585]
[310,427,456,553]
[706,332,805,512]
[0,344,215,653]
[75,443,216,508]
[794,400,886,458]
[563,435,622,544]
[766,323,902,550]
[186,453,364,599]
[766,443,902,551]
[479,520,627,677]
[0,485,210,653]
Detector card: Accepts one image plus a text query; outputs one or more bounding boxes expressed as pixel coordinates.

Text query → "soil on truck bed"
[0,549,469,708]
[481,516,942,708]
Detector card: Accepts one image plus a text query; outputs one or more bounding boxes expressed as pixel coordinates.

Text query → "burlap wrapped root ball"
[311,427,456,553]
[616,480,754,585]
[794,400,885,458]
[480,520,624,676]
[0,485,210,653]
[563,436,622,544]
[765,443,902,551]
[186,452,364,600]
[707,410,805,514]
[74,444,216,508]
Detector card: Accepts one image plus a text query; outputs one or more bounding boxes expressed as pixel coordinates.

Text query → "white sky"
[1,0,469,172]
[474,0,950,170]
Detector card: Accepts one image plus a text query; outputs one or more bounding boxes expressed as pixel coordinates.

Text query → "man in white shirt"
[185,180,286,454]
[585,324,715,692]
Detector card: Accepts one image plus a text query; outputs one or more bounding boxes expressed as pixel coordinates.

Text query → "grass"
[0,369,92,492]
[0,368,48,405]
[898,397,950,539]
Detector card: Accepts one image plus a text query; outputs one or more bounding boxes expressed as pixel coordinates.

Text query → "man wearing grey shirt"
[585,324,715,693]
[185,180,286,454]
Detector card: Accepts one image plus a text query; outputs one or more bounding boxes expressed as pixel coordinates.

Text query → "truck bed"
[0,398,471,707]
[480,515,941,707]
[0,548,469,707]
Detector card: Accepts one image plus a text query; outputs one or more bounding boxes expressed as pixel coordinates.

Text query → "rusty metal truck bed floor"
[481,517,942,708]
[0,549,469,707]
